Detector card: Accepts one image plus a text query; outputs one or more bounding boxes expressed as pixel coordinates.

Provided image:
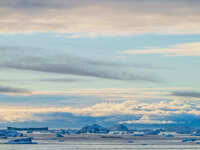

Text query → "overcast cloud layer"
[0,0,200,35]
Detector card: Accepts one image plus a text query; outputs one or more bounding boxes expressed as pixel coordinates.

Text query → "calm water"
[1,143,200,150]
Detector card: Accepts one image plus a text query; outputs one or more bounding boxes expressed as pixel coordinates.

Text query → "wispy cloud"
[2,61,161,82]
[123,42,200,56]
[38,78,90,83]
[30,87,190,101]
[171,91,200,98]
[0,0,200,35]
[0,85,30,94]
[0,46,162,82]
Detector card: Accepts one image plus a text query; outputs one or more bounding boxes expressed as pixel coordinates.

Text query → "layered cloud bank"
[0,88,200,127]
[1,97,200,127]
[0,0,200,35]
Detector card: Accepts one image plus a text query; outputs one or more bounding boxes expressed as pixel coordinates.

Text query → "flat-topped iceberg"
[0,130,23,138]
[7,126,48,131]
[4,137,37,144]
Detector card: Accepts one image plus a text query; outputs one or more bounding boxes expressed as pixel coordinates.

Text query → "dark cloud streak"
[39,78,89,83]
[0,46,163,82]
[0,85,30,94]
[2,60,162,82]
[171,91,200,98]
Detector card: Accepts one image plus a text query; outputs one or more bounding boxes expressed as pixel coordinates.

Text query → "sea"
[0,142,200,150]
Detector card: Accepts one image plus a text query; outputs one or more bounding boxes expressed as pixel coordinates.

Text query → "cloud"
[0,112,139,128]
[0,97,200,126]
[2,61,161,82]
[30,87,188,102]
[0,85,30,94]
[123,42,200,56]
[39,78,89,83]
[0,47,162,82]
[120,115,175,124]
[0,87,199,126]
[1,86,200,126]
[171,91,200,98]
[0,0,200,35]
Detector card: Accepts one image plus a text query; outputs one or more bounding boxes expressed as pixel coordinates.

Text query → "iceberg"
[80,124,109,134]
[0,130,23,138]
[163,134,174,138]
[182,138,196,142]
[7,127,48,131]
[128,140,134,143]
[56,133,64,137]
[4,137,37,144]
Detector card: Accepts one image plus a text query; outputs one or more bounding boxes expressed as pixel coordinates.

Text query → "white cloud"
[31,87,191,100]
[120,115,175,124]
[0,97,200,122]
[0,87,199,123]
[123,42,200,56]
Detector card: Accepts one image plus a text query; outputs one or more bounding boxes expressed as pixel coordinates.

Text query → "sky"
[0,0,200,128]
